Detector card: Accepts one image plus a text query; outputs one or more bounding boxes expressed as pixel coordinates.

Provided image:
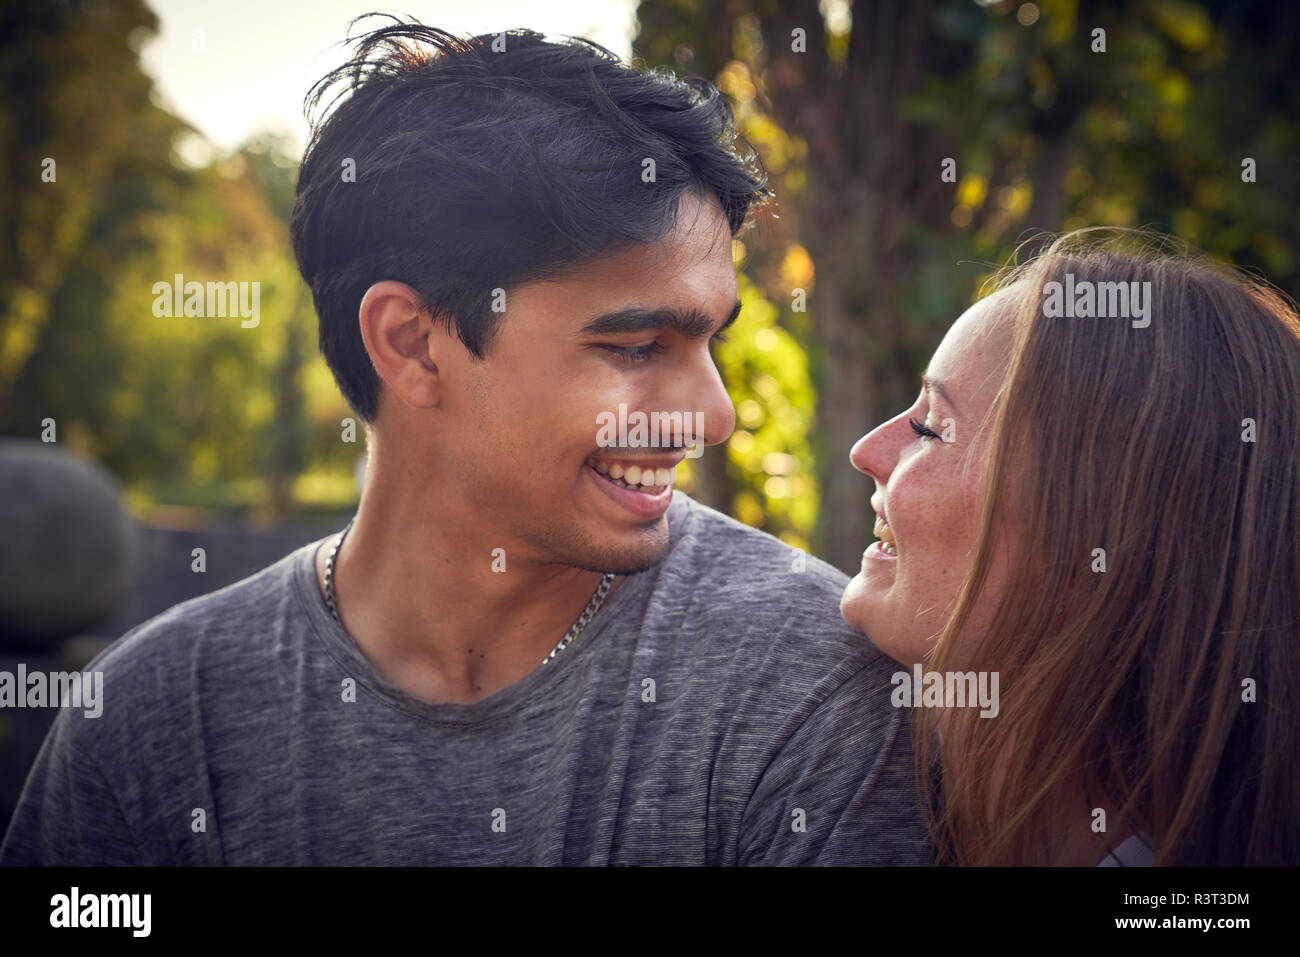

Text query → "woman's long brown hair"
[919,228,1300,865]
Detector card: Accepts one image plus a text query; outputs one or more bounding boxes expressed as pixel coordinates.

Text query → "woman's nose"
[849,416,899,480]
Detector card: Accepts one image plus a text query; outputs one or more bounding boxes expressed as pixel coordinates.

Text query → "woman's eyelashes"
[909,417,943,441]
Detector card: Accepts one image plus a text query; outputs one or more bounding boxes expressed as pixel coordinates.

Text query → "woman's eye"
[603,342,666,363]
[909,417,942,441]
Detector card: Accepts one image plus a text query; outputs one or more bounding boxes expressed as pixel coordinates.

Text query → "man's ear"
[358,281,442,411]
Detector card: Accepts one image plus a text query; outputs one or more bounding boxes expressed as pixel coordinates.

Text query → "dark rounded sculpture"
[0,439,136,647]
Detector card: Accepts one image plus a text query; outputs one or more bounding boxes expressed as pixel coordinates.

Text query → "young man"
[1,22,932,865]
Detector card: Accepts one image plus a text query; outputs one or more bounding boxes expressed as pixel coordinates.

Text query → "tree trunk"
[812,269,874,571]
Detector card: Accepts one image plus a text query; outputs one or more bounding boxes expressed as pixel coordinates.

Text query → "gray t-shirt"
[1,493,933,865]
[1097,832,1155,866]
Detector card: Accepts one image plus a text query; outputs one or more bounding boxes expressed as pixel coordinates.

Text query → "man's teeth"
[873,515,898,555]
[591,459,674,490]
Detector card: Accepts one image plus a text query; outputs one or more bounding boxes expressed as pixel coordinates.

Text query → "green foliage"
[0,1,354,521]
[0,0,182,410]
[3,0,1296,545]
[707,272,818,549]
[636,0,1300,563]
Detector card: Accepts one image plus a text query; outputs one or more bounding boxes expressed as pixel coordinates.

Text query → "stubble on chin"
[523,513,672,576]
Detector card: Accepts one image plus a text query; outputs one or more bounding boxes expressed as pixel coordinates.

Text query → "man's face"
[430,191,738,573]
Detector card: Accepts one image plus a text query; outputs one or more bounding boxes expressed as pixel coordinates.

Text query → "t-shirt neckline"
[291,497,692,726]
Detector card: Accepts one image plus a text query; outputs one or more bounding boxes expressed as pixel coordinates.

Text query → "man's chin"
[570,520,671,575]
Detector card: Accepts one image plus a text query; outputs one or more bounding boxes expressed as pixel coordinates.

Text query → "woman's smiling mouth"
[873,514,898,555]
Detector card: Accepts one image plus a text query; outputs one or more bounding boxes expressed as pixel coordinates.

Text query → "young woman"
[840,229,1300,865]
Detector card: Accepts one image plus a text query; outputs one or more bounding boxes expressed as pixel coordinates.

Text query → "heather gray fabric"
[2,493,933,865]
[1097,832,1156,867]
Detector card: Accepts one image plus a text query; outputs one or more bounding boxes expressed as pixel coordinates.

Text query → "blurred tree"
[4,0,1296,544]
[676,267,819,550]
[637,0,966,570]
[0,0,190,418]
[636,0,1300,570]
[0,4,351,523]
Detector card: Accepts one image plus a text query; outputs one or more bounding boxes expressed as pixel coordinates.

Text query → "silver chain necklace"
[322,517,616,666]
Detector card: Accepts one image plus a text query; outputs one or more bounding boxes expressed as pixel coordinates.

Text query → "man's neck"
[313,486,623,706]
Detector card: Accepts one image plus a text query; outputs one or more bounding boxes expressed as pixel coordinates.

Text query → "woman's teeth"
[590,459,674,491]
[873,515,898,555]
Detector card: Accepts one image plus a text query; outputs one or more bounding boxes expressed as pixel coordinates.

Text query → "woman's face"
[840,289,1015,666]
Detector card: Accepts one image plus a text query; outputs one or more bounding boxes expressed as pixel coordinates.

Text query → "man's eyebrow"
[579,298,742,338]
[922,373,958,413]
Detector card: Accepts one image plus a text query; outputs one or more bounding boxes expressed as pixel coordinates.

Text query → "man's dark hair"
[290,16,773,422]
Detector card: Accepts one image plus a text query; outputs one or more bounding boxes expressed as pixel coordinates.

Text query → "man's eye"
[710,330,728,345]
[602,342,666,363]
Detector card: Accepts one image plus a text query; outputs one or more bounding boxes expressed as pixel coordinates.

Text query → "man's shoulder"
[666,491,852,598]
[658,493,890,683]
[651,496,917,848]
[86,538,319,693]
[29,537,319,765]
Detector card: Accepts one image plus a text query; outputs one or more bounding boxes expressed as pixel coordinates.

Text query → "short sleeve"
[0,708,143,866]
[736,664,935,866]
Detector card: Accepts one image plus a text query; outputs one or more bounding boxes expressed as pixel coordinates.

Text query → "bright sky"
[139,0,640,161]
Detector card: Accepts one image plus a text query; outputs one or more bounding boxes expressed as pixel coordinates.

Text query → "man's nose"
[680,348,736,450]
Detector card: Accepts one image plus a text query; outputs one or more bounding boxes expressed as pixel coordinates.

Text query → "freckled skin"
[840,289,1016,667]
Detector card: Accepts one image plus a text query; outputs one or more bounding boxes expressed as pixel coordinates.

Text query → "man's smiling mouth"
[585,455,678,493]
